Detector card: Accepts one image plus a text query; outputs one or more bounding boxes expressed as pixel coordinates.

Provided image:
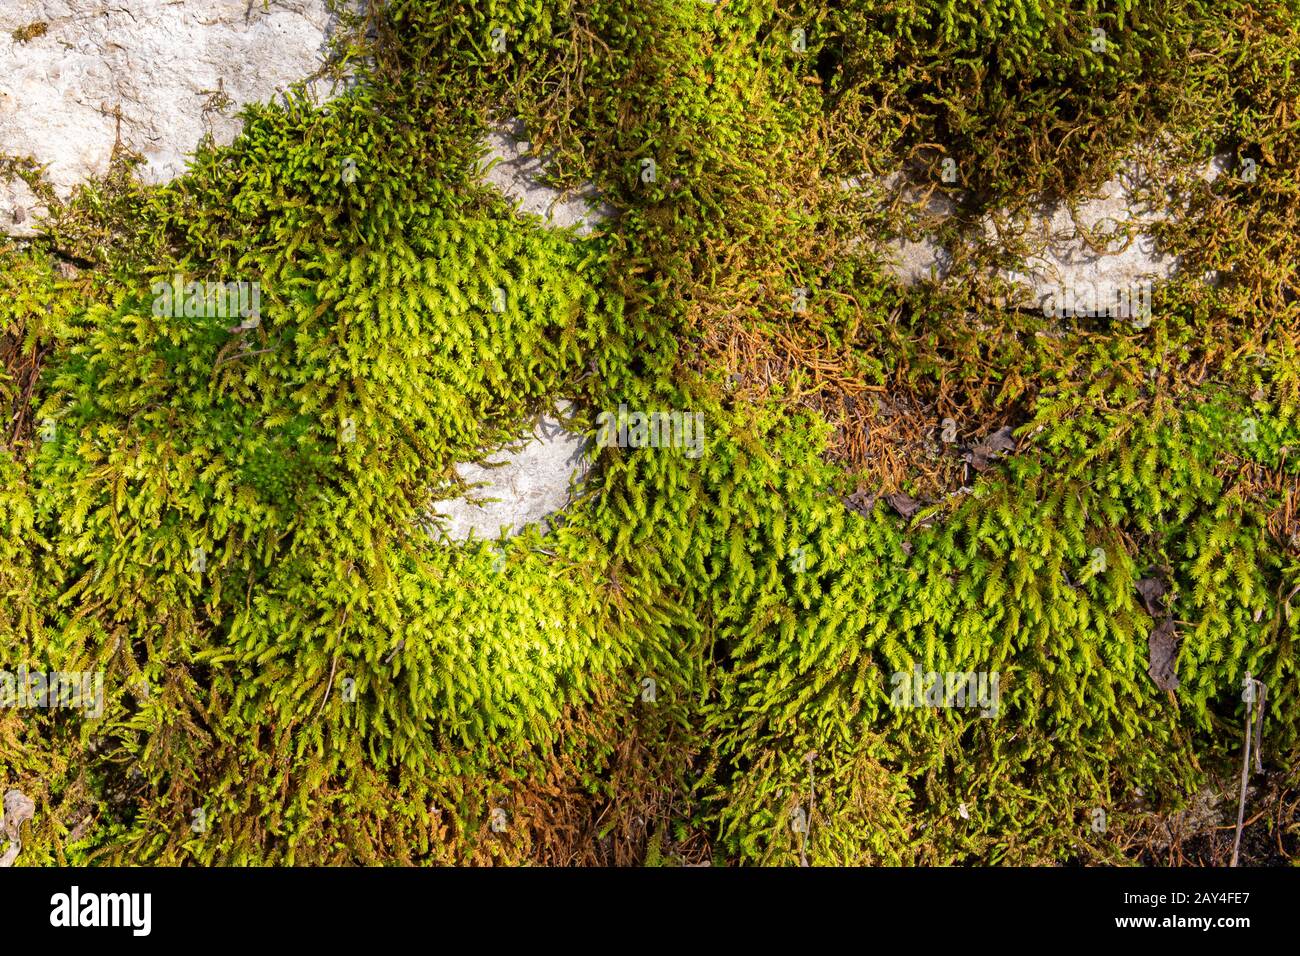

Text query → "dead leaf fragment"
[982,426,1017,455]
[1147,617,1180,692]
[843,489,877,517]
[960,426,1018,473]
[885,491,920,520]
[1136,576,1168,616]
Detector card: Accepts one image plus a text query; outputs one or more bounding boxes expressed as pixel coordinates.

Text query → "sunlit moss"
[1,0,1296,865]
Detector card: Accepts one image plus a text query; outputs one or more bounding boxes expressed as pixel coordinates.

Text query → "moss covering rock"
[1,0,1297,866]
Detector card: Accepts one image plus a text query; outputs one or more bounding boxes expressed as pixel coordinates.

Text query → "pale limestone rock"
[0,0,345,236]
[477,118,614,237]
[0,788,34,868]
[429,404,590,543]
[874,152,1229,308]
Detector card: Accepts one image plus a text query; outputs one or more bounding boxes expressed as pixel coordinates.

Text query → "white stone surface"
[0,788,34,868]
[987,162,1184,310]
[875,170,960,285]
[477,118,614,237]
[429,405,590,542]
[0,0,344,236]
[875,153,1227,305]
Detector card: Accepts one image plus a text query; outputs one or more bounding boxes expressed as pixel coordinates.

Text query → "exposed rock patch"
[873,170,959,285]
[0,0,346,237]
[873,152,1229,308]
[0,788,34,867]
[477,118,614,237]
[429,403,590,542]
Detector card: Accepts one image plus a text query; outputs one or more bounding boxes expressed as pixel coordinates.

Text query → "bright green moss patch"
[1,0,1297,865]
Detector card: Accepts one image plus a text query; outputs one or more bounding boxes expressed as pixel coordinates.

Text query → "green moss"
[1,0,1297,865]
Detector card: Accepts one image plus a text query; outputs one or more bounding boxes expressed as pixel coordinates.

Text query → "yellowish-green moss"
[1,0,1296,866]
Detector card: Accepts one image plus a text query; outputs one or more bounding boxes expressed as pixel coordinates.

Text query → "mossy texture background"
[1,0,1298,865]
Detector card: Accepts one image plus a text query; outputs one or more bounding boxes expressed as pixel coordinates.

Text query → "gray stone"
[0,0,346,236]
[872,152,1229,307]
[428,403,590,543]
[0,788,34,868]
[477,118,614,237]
[873,170,960,285]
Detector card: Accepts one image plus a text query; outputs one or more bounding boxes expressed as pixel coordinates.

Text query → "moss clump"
[1,0,1297,865]
[11,22,48,43]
